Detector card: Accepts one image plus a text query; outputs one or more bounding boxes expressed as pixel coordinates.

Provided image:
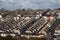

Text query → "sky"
[0,0,60,10]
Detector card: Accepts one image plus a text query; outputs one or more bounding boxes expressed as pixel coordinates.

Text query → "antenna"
[22,0,26,9]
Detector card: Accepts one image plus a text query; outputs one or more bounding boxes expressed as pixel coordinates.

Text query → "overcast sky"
[0,0,60,10]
